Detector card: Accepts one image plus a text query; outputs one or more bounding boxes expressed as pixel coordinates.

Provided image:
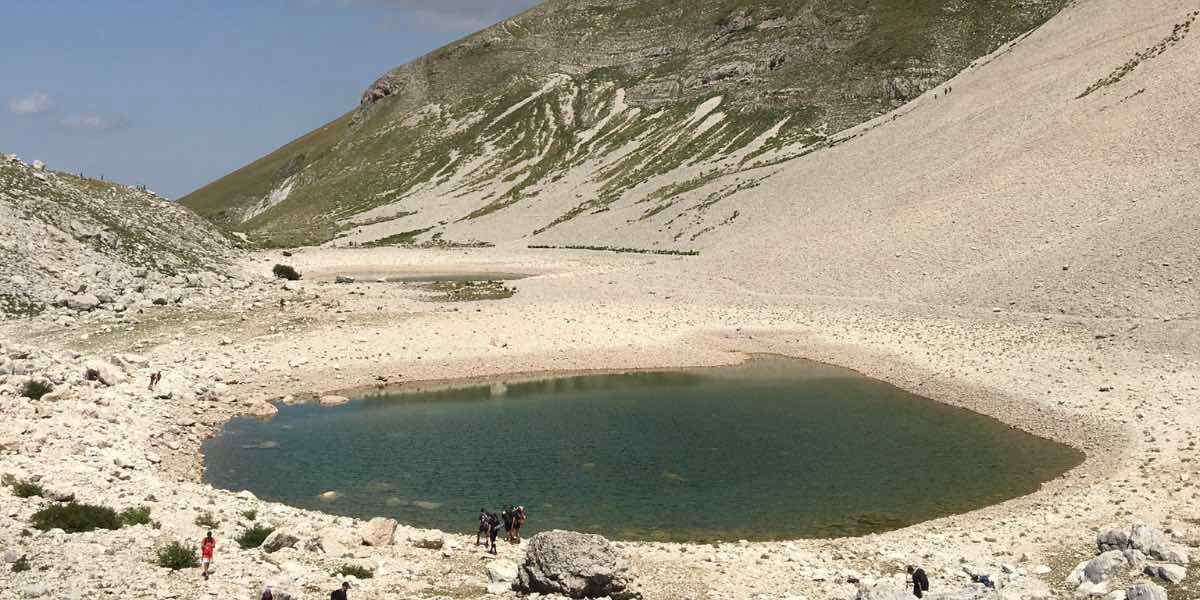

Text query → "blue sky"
[1,0,538,198]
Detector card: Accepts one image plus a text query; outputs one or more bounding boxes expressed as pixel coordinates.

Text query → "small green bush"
[156,541,199,570]
[10,479,44,498]
[20,380,53,400]
[241,509,257,521]
[236,523,275,549]
[119,506,152,526]
[194,511,219,529]
[333,564,374,579]
[31,503,121,533]
[272,264,301,280]
[11,555,30,573]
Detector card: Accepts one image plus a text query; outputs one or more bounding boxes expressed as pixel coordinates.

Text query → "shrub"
[156,541,199,570]
[333,564,374,579]
[9,479,44,498]
[20,380,53,400]
[31,503,121,533]
[119,506,152,526]
[236,523,275,549]
[272,264,301,280]
[194,511,219,529]
[241,509,257,521]
[11,555,30,573]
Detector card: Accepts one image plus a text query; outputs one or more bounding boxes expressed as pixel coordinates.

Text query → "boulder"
[361,517,397,546]
[413,531,445,550]
[487,559,519,583]
[1144,563,1186,584]
[1083,551,1129,584]
[1130,523,1190,564]
[20,583,47,598]
[854,582,912,600]
[83,360,126,386]
[261,529,300,553]
[335,275,355,284]
[319,395,350,406]
[1125,581,1167,600]
[318,527,357,557]
[516,530,638,599]
[66,293,100,311]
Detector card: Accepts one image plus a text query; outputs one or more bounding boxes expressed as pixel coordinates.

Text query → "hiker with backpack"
[476,508,490,547]
[511,505,527,543]
[501,506,515,542]
[907,565,930,598]
[487,511,501,554]
[200,531,216,580]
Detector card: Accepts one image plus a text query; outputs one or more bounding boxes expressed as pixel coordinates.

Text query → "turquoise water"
[202,358,1081,542]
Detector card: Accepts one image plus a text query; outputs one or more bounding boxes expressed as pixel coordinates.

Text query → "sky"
[1,0,539,199]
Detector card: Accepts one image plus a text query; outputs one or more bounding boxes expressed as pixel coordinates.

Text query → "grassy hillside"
[181,0,1068,248]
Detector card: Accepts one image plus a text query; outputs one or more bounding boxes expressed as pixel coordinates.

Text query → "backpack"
[489,513,501,528]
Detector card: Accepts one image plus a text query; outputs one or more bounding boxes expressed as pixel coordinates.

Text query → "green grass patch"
[241,509,257,521]
[9,479,45,498]
[119,506,152,526]
[31,503,121,533]
[20,380,54,400]
[272,264,301,280]
[333,564,375,579]
[194,511,220,529]
[236,524,275,549]
[156,541,199,570]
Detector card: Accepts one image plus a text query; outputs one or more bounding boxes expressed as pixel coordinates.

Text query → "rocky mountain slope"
[181,0,1068,248]
[0,154,244,318]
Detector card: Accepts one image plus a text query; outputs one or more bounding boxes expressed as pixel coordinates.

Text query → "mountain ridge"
[181,0,1068,248]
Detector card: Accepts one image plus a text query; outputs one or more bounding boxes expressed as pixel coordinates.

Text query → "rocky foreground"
[1,242,1198,600]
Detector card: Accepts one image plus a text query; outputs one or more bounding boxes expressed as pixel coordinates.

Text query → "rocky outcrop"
[1097,522,1190,565]
[516,530,638,599]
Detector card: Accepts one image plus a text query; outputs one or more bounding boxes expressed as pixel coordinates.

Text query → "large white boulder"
[516,530,637,599]
[361,517,397,547]
[83,360,125,386]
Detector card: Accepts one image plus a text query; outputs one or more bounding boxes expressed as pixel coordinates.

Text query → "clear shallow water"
[202,358,1082,542]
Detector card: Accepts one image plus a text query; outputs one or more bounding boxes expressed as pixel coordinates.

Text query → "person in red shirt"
[201,531,216,580]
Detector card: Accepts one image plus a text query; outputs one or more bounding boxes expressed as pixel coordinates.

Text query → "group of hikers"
[475,504,528,555]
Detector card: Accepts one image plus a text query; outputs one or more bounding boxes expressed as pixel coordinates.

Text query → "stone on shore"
[414,531,445,550]
[361,517,398,546]
[487,559,519,583]
[319,395,350,406]
[516,530,638,599]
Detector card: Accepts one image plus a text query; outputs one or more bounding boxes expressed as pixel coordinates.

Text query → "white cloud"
[8,92,53,116]
[59,113,129,133]
[327,0,541,33]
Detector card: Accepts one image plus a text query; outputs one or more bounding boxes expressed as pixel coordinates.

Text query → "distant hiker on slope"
[200,531,216,580]
[907,565,930,598]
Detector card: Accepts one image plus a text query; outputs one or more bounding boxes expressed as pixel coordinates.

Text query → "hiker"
[501,506,514,542]
[200,531,216,580]
[907,565,930,598]
[330,581,351,600]
[260,586,274,600]
[511,505,527,543]
[476,508,490,547]
[487,511,501,554]
[148,371,161,390]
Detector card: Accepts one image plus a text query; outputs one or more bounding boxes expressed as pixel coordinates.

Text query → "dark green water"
[202,358,1081,542]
